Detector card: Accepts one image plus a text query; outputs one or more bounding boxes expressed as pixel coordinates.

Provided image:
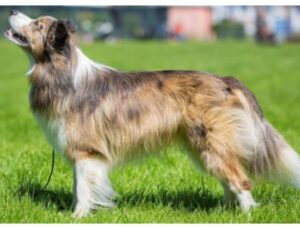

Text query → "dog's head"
[5,10,76,62]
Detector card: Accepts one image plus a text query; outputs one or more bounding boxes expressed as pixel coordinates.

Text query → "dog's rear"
[223,77,300,186]
[184,75,300,212]
[235,89,300,187]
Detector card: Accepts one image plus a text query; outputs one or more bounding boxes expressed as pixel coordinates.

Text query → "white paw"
[72,205,91,218]
[237,191,259,213]
[240,200,259,213]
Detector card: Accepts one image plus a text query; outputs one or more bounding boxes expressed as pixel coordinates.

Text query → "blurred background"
[1,5,300,44]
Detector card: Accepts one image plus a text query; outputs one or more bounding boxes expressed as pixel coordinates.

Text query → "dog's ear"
[53,20,69,50]
[64,20,77,33]
[47,20,70,51]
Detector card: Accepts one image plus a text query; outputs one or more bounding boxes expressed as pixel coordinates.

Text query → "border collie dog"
[5,10,300,218]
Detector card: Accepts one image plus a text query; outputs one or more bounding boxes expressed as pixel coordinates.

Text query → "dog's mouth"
[5,28,29,47]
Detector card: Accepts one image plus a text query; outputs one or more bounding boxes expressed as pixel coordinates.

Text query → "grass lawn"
[0,39,300,223]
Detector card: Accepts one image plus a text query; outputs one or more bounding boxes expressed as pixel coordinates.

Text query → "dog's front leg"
[72,157,115,218]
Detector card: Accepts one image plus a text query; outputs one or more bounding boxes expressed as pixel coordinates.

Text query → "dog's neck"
[28,46,116,116]
[72,47,114,88]
[28,46,114,87]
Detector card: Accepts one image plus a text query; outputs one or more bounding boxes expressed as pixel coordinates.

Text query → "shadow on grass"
[17,182,221,212]
[117,188,221,212]
[17,182,73,211]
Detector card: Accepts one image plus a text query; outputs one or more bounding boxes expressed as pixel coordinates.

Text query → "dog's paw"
[239,196,259,213]
[72,206,91,218]
[237,190,259,213]
[240,201,259,213]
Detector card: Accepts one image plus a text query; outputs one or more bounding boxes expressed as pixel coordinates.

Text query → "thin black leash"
[41,149,55,191]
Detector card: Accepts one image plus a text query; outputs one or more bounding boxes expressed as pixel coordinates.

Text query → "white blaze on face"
[9,11,33,35]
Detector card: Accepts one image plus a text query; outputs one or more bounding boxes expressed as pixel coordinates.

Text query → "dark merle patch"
[195,124,207,138]
[222,76,264,118]
[127,106,141,121]
[224,87,232,94]
[30,71,74,113]
[156,78,164,89]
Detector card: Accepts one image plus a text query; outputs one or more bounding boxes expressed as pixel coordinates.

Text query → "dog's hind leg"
[72,156,115,218]
[201,149,257,212]
[186,122,257,212]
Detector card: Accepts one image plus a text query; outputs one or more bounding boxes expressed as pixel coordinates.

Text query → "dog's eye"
[34,21,39,27]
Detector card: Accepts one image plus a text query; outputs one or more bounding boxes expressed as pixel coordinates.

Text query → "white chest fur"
[33,113,67,156]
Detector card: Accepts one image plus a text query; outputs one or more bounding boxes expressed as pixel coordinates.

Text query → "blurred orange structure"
[167,6,215,41]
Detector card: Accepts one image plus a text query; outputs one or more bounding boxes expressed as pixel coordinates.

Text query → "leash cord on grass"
[41,149,55,191]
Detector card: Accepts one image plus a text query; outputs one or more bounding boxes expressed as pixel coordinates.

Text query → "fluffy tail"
[233,88,300,188]
[251,119,300,187]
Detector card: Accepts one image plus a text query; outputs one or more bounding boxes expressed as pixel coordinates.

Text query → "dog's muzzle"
[5,10,32,47]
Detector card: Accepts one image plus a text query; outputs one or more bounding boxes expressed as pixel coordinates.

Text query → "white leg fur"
[72,159,115,218]
[225,183,258,212]
[236,190,258,213]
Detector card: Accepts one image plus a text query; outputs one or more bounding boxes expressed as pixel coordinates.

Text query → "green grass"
[1,39,300,223]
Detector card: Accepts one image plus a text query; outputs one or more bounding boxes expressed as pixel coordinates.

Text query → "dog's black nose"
[10,10,18,16]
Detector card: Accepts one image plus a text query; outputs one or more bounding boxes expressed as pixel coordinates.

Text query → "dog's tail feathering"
[234,90,300,188]
[250,118,300,188]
